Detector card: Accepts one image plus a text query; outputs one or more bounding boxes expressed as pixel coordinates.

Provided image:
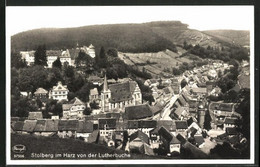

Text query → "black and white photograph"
[6,5,255,165]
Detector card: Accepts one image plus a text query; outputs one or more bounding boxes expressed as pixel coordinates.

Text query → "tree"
[83,107,92,115]
[52,57,62,69]
[106,48,118,57]
[181,79,187,89]
[34,45,47,66]
[204,110,212,130]
[11,52,27,69]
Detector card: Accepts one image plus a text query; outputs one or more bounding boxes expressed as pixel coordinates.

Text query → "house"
[101,75,142,112]
[20,50,35,66]
[62,97,86,119]
[127,120,139,136]
[88,75,103,86]
[191,87,207,96]
[22,120,37,134]
[46,50,61,68]
[209,102,239,119]
[98,118,117,137]
[49,81,69,101]
[60,49,72,66]
[144,79,158,88]
[208,69,218,79]
[57,120,79,138]
[20,91,31,98]
[194,135,205,148]
[34,87,48,102]
[170,106,188,120]
[80,44,96,58]
[86,130,99,143]
[223,117,237,130]
[226,127,239,137]
[76,120,94,141]
[209,86,222,97]
[137,120,157,137]
[158,126,181,153]
[175,120,188,137]
[12,121,24,133]
[157,120,176,134]
[28,111,43,120]
[124,104,153,120]
[34,119,59,136]
[129,130,150,154]
[89,88,99,102]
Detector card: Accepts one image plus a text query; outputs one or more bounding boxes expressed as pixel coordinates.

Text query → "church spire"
[103,74,108,91]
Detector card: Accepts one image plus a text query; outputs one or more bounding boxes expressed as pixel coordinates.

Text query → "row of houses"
[20,44,96,68]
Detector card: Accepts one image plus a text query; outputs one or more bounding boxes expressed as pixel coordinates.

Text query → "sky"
[6,6,254,36]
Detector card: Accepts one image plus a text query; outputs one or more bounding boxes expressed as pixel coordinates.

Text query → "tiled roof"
[157,120,176,131]
[62,104,73,111]
[52,81,68,92]
[173,107,185,117]
[23,120,37,132]
[87,130,99,143]
[129,130,149,144]
[45,119,59,132]
[70,97,85,105]
[175,121,188,129]
[98,118,117,130]
[125,104,153,120]
[138,120,157,128]
[127,120,139,129]
[34,87,48,94]
[58,120,79,131]
[108,81,138,103]
[77,120,93,133]
[28,112,43,120]
[194,135,205,146]
[34,120,46,132]
[13,121,24,131]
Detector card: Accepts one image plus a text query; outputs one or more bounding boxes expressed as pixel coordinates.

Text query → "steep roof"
[77,120,93,133]
[108,81,138,103]
[138,120,157,128]
[226,127,239,135]
[52,81,68,92]
[34,120,46,132]
[23,120,37,132]
[157,120,176,131]
[98,118,117,130]
[127,120,139,129]
[58,120,79,131]
[34,87,48,94]
[194,135,205,146]
[129,130,149,144]
[45,119,59,132]
[13,121,24,131]
[28,112,43,120]
[62,97,85,110]
[191,87,207,94]
[125,104,153,120]
[175,121,188,129]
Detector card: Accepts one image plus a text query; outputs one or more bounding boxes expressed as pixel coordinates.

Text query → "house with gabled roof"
[12,121,24,133]
[49,81,69,101]
[129,130,150,153]
[98,118,117,137]
[34,87,48,102]
[33,119,59,136]
[76,120,94,141]
[62,97,86,119]
[57,120,79,138]
[158,126,181,153]
[101,75,142,112]
[89,88,99,102]
[124,104,153,120]
[22,120,37,134]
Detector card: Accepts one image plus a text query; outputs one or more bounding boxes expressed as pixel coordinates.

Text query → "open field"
[118,49,200,77]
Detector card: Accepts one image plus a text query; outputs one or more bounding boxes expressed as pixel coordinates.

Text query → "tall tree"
[52,57,62,69]
[11,52,27,69]
[34,45,47,66]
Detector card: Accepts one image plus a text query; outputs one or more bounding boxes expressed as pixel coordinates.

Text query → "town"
[11,42,250,159]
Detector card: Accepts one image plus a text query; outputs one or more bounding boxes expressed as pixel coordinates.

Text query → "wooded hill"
[11,21,249,53]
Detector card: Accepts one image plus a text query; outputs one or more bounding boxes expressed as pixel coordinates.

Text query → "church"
[101,75,142,112]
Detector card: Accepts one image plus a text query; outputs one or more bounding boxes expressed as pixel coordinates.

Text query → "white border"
[6,6,255,165]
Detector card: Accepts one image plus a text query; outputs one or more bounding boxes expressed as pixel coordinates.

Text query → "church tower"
[101,74,111,112]
[198,101,206,128]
